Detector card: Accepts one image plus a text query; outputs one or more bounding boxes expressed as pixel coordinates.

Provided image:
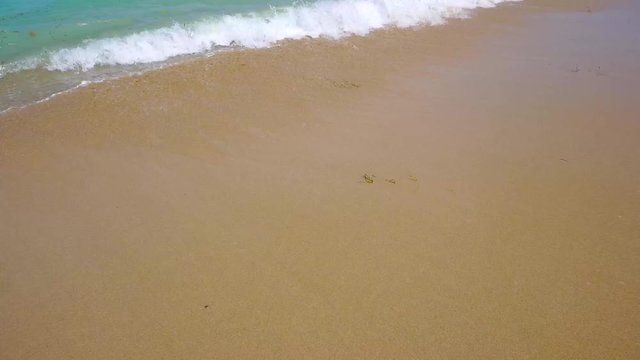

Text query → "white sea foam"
[1,0,517,76]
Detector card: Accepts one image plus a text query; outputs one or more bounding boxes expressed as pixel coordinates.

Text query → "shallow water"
[0,0,515,111]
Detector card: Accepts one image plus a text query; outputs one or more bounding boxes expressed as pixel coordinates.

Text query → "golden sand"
[1,0,639,358]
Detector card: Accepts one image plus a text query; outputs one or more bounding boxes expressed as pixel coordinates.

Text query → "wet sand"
[1,0,639,358]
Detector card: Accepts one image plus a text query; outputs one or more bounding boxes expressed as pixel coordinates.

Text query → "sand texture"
[1,0,639,358]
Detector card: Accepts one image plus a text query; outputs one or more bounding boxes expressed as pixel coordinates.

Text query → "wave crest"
[1,0,516,75]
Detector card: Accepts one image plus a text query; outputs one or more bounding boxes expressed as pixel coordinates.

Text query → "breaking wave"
[0,0,516,77]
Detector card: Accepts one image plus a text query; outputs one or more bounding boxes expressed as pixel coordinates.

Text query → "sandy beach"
[1,0,639,358]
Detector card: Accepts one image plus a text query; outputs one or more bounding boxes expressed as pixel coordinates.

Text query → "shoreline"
[0,0,604,116]
[0,0,520,113]
[2,0,639,358]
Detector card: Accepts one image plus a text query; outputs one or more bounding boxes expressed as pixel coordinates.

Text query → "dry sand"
[1,0,639,358]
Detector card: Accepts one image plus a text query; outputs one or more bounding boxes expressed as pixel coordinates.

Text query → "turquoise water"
[0,0,516,111]
[0,0,289,63]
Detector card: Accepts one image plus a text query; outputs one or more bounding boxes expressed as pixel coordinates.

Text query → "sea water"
[0,0,516,112]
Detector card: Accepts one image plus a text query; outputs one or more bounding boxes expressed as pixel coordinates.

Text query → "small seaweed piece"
[408,176,418,182]
[385,179,397,184]
[363,174,375,184]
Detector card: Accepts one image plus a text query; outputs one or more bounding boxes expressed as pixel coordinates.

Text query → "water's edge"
[1,0,518,113]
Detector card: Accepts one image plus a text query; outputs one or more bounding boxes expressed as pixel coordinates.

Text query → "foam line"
[0,0,517,76]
